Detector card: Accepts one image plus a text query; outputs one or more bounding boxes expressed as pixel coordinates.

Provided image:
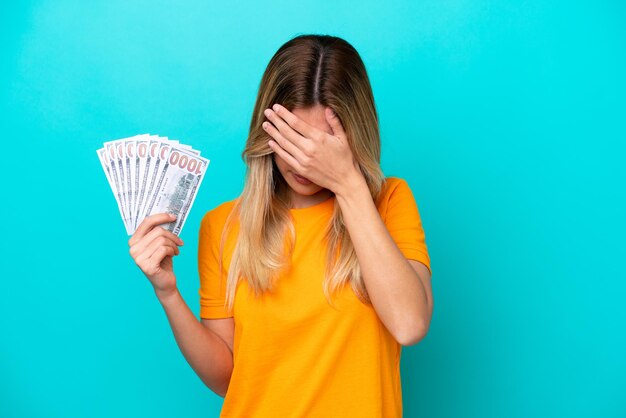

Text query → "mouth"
[292,172,312,185]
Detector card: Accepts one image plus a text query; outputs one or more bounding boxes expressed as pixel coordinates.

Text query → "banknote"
[103,139,132,232]
[96,134,209,236]
[96,147,128,234]
[141,146,210,235]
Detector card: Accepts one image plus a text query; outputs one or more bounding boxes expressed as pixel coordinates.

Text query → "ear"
[325,107,346,138]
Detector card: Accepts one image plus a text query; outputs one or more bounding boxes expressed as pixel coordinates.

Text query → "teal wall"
[1,1,624,417]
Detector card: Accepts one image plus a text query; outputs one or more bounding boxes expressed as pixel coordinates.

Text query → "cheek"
[272,154,288,177]
[274,154,288,171]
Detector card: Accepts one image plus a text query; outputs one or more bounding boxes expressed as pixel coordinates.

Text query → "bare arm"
[262,104,434,346]
[128,213,233,397]
[335,175,433,346]
[156,288,233,397]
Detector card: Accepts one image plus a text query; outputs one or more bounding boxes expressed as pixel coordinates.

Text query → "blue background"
[1,1,624,417]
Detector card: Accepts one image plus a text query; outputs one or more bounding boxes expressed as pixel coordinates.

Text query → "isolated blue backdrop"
[1,1,624,417]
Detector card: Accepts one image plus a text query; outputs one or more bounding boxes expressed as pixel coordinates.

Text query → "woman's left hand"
[262,103,363,194]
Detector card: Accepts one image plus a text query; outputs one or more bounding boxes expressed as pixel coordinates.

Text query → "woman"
[128,34,433,417]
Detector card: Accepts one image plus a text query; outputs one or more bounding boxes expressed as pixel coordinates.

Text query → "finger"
[325,107,345,138]
[142,224,184,249]
[129,224,183,259]
[146,246,177,274]
[135,235,180,267]
[129,212,176,247]
[262,120,307,163]
[271,104,319,141]
[264,107,309,153]
[267,138,304,173]
[144,234,181,260]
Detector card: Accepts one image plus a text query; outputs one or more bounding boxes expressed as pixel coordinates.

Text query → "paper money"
[96,134,210,236]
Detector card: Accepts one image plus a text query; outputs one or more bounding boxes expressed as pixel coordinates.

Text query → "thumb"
[325,107,345,138]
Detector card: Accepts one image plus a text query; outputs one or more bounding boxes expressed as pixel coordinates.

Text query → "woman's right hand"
[128,213,184,299]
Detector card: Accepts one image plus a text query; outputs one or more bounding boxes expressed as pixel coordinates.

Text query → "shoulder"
[377,176,420,217]
[380,176,413,202]
[200,197,241,230]
[382,176,409,192]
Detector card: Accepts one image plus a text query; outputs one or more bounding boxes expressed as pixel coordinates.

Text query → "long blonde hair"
[219,34,386,313]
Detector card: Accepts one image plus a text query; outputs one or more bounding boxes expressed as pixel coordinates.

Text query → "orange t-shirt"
[197,176,431,418]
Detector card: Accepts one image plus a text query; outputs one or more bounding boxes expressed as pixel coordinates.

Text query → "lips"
[292,172,312,185]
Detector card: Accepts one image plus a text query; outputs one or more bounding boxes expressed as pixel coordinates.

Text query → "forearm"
[335,175,430,345]
[155,286,233,397]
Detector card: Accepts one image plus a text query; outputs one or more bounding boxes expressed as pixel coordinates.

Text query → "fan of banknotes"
[96,134,210,236]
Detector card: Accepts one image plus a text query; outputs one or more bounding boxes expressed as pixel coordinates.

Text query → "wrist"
[334,169,368,201]
[155,286,180,306]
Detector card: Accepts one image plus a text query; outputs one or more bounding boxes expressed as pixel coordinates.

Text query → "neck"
[289,188,334,209]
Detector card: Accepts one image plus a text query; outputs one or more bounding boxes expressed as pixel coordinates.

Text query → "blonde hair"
[219,34,386,313]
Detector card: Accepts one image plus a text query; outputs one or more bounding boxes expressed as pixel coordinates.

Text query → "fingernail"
[170,213,176,219]
[273,104,280,112]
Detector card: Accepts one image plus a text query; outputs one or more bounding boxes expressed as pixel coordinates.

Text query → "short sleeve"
[383,178,432,275]
[197,210,233,319]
